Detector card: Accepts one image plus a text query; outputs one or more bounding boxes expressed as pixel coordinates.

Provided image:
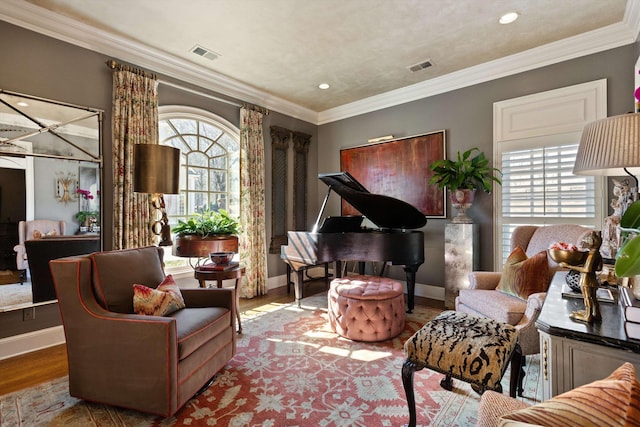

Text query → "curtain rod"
[105,59,269,114]
[242,103,270,116]
[160,80,269,115]
[157,79,242,108]
[105,60,156,79]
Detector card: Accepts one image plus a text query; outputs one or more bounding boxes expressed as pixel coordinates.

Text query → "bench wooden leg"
[509,343,525,398]
[402,359,421,427]
[440,373,453,391]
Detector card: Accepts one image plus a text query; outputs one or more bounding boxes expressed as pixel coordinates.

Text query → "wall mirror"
[0,89,103,312]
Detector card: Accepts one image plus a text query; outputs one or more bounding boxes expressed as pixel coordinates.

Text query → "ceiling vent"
[190,45,220,61]
[408,59,433,72]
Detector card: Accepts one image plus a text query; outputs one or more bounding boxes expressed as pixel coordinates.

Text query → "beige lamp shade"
[133,144,180,194]
[573,112,640,176]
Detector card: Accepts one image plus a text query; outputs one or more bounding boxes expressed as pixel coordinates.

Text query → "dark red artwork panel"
[340,131,446,217]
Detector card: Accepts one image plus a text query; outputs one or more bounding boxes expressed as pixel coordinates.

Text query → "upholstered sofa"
[456,224,590,355]
[49,246,236,417]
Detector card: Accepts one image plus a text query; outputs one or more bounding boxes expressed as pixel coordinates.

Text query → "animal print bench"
[402,311,523,427]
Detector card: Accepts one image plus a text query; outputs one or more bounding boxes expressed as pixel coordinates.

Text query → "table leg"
[234,277,242,333]
[198,280,206,288]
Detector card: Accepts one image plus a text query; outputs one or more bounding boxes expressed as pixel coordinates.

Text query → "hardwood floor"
[0,280,443,395]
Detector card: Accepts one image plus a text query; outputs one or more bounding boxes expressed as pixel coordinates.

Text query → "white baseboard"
[267,268,445,301]
[0,326,65,361]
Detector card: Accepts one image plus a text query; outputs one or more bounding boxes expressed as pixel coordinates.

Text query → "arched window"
[158,106,240,269]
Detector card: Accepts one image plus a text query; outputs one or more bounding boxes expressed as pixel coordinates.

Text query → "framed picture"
[340,130,446,218]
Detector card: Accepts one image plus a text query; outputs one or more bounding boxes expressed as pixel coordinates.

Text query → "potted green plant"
[172,209,241,258]
[75,210,100,232]
[429,147,502,223]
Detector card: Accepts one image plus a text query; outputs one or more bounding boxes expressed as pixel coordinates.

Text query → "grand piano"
[281,172,426,312]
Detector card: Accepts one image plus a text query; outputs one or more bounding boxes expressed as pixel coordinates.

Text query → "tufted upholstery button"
[327,275,405,342]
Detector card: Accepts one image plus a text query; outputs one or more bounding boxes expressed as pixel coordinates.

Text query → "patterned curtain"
[111,67,159,249]
[239,107,268,297]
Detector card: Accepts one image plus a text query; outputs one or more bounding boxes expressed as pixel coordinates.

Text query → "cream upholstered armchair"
[455,224,590,355]
[14,219,66,283]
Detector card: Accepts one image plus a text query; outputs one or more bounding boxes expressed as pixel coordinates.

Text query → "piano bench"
[328,275,405,342]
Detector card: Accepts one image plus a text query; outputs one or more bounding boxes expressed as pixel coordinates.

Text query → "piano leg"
[334,260,343,278]
[404,265,419,313]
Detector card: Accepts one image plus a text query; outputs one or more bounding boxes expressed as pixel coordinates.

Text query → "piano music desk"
[194,265,245,333]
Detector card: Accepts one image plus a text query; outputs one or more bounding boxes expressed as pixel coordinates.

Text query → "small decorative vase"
[450,189,476,223]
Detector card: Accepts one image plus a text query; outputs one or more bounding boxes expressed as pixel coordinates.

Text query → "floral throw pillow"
[133,274,185,316]
[496,246,549,300]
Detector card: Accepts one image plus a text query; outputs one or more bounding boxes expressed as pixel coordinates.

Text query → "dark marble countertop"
[536,271,640,353]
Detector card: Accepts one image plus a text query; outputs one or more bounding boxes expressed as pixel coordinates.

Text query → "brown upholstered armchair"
[14,219,66,283]
[49,246,236,417]
[455,224,590,355]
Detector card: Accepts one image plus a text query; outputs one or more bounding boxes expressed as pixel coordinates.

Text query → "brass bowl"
[548,248,588,266]
[209,251,235,265]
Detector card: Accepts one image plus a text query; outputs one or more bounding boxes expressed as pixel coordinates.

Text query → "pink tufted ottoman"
[328,275,405,342]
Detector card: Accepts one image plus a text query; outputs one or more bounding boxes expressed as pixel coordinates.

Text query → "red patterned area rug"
[0,293,541,426]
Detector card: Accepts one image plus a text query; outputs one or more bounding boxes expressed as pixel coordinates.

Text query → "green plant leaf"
[428,147,501,192]
[171,208,240,237]
[621,200,640,230]
[615,234,640,277]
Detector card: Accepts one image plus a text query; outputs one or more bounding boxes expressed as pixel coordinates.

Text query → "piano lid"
[318,172,427,230]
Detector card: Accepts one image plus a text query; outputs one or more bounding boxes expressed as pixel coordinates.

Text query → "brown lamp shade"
[573,112,640,176]
[133,144,180,194]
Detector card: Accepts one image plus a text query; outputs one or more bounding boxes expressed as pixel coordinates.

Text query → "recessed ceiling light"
[318,83,330,90]
[499,12,519,24]
[17,101,29,107]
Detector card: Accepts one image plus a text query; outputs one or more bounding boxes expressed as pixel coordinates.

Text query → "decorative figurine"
[560,231,603,323]
[601,179,631,259]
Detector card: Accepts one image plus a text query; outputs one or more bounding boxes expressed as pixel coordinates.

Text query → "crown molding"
[318,17,639,124]
[1,0,638,126]
[625,0,640,40]
[0,0,318,124]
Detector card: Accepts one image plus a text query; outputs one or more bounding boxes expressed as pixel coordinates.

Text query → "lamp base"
[151,193,173,246]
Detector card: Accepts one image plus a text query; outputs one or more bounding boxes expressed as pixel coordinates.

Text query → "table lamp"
[574,112,640,264]
[133,144,180,246]
[573,112,640,194]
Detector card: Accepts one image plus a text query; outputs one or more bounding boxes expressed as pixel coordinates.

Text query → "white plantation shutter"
[498,143,602,264]
[493,80,606,269]
[502,144,595,218]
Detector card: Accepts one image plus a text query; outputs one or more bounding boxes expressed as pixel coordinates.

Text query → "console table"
[536,271,640,400]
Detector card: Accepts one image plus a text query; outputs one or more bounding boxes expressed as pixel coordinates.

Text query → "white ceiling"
[1,0,639,124]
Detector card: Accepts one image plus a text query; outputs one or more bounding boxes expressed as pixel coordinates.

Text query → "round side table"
[194,265,245,333]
